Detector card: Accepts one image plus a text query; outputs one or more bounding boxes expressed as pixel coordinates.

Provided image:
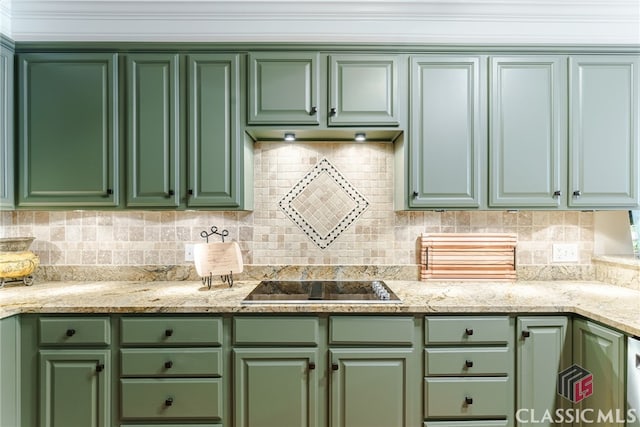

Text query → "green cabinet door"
[569,56,640,208]
[572,318,625,427]
[330,348,418,427]
[234,348,321,427]
[0,316,20,427]
[18,53,119,207]
[39,349,110,427]
[126,54,180,207]
[248,52,319,125]
[410,56,485,208]
[517,316,571,427]
[187,53,244,208]
[0,43,14,210]
[489,56,566,208]
[328,55,399,126]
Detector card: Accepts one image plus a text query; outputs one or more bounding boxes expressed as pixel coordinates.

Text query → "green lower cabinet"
[0,316,20,427]
[424,422,508,427]
[39,349,110,427]
[330,348,418,427]
[233,348,321,427]
[572,318,626,427]
[516,316,572,427]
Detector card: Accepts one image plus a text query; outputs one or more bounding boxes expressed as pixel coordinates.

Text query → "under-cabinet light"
[354,132,366,142]
[284,132,296,142]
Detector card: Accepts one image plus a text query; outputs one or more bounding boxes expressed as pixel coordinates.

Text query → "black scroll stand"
[200,226,234,289]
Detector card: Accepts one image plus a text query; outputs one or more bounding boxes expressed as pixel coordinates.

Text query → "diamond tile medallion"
[279,158,370,249]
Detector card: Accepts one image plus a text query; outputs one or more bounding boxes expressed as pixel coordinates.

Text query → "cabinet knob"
[308,362,316,370]
[310,106,318,116]
[66,328,76,337]
[573,190,581,198]
[465,328,474,336]
[164,361,173,369]
[188,189,193,196]
[522,330,531,338]
[96,363,105,373]
[553,190,562,197]
[102,189,113,197]
[329,107,337,117]
[465,360,473,368]
[165,397,173,407]
[164,329,174,337]
[412,191,419,198]
[165,190,175,198]
[465,397,473,405]
[331,363,339,371]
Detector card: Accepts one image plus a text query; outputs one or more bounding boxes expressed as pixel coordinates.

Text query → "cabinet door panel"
[489,56,565,207]
[517,317,571,427]
[187,54,242,207]
[410,56,484,208]
[329,55,398,126]
[573,318,625,427]
[234,348,320,427]
[248,52,319,124]
[39,350,110,427]
[0,47,13,209]
[18,53,118,207]
[126,54,180,207]
[569,56,640,207]
[330,348,417,427]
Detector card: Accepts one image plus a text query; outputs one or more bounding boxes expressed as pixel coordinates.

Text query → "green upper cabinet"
[572,318,625,427]
[328,54,399,126]
[569,55,640,208]
[126,54,181,208]
[248,52,400,127]
[410,55,485,208]
[517,316,571,427]
[18,53,119,207]
[489,56,566,208]
[247,52,320,125]
[0,43,14,210]
[186,53,246,208]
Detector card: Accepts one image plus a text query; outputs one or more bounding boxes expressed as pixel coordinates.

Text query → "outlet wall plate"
[184,244,194,262]
[552,243,579,263]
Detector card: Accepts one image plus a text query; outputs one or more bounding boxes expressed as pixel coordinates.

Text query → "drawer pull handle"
[96,363,104,373]
[465,360,473,368]
[164,361,173,369]
[308,362,316,370]
[465,397,473,405]
[331,363,339,371]
[165,398,173,407]
[164,329,174,337]
[522,330,531,338]
[465,328,474,336]
[66,329,76,337]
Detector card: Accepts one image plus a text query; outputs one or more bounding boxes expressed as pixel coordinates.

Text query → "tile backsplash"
[0,142,594,268]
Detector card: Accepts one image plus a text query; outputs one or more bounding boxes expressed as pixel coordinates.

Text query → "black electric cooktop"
[242,280,401,304]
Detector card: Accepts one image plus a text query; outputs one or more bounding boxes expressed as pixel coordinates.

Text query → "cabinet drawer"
[425,316,511,345]
[330,316,415,345]
[121,348,222,377]
[234,316,319,345]
[120,378,222,420]
[39,316,110,346]
[121,425,221,427]
[121,317,222,346]
[425,422,508,427]
[424,377,510,418]
[425,347,510,376]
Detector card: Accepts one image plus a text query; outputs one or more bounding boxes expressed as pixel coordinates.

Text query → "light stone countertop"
[0,280,639,337]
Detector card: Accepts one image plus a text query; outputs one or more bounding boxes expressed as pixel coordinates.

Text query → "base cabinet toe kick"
[9,313,629,427]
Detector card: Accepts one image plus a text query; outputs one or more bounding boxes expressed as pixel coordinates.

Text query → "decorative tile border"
[278,158,369,249]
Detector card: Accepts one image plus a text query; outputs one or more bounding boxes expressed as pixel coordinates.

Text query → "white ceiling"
[2,0,640,44]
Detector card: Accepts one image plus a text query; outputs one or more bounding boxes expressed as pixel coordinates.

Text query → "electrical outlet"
[552,243,579,263]
[184,244,194,262]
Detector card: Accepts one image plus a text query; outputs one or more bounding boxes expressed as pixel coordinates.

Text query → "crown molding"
[9,0,640,44]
